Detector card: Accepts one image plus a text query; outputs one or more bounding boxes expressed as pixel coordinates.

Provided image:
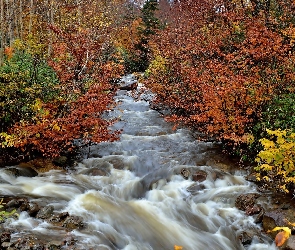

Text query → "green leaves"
[0,198,18,222]
[0,49,59,131]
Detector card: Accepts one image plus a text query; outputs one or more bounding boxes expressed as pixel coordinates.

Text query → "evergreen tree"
[133,0,160,72]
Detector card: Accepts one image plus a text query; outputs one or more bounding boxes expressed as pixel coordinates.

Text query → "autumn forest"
[0,0,295,194]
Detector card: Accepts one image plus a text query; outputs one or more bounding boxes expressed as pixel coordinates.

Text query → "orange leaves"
[276,231,289,246]
[143,0,295,145]
[241,21,286,64]
[4,47,13,60]
[2,13,123,158]
[10,85,120,157]
[116,18,142,51]
[268,227,291,247]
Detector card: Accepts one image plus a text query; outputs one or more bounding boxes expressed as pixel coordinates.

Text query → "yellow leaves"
[0,132,17,147]
[13,39,25,50]
[259,164,273,171]
[23,34,46,56]
[145,55,167,77]
[255,129,295,193]
[259,138,275,149]
[275,231,289,246]
[174,246,183,250]
[279,184,289,193]
[32,99,43,112]
[232,21,242,34]
[52,123,61,131]
[245,133,254,145]
[268,227,291,247]
[256,150,274,164]
[201,25,210,34]
[266,128,287,137]
[282,25,295,46]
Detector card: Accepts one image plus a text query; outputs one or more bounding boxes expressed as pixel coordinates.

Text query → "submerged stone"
[62,215,84,230]
[36,205,54,220]
[192,170,207,182]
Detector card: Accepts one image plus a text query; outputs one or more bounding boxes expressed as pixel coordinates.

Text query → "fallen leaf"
[268,227,291,246]
[275,231,289,246]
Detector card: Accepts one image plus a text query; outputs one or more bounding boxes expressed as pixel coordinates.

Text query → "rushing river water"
[0,75,277,249]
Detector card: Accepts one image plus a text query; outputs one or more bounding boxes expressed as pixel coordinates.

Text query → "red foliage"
[144,0,295,143]
[10,24,124,157]
[12,83,119,157]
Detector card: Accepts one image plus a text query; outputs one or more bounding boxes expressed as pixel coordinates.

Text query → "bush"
[243,92,295,161]
[0,33,121,158]
[254,129,295,193]
[0,49,59,131]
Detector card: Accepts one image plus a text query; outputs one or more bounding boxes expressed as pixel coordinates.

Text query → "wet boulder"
[0,231,11,244]
[9,236,45,249]
[254,208,265,224]
[118,82,138,91]
[238,230,256,246]
[210,169,226,181]
[192,170,207,182]
[140,168,172,192]
[245,173,258,183]
[180,168,190,179]
[262,209,295,238]
[25,158,64,173]
[49,212,69,224]
[36,205,54,220]
[235,193,261,215]
[3,166,38,178]
[45,240,64,250]
[5,197,29,211]
[245,204,262,216]
[52,156,68,167]
[19,201,41,217]
[79,167,109,176]
[238,227,265,247]
[186,183,206,194]
[107,157,125,170]
[62,215,84,230]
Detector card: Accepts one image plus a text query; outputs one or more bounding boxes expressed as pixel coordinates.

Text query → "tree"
[0,0,128,158]
[143,0,295,149]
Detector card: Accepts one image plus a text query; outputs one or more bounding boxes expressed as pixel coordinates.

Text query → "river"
[0,75,277,249]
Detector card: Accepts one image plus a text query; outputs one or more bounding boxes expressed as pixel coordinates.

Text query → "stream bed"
[0,75,277,249]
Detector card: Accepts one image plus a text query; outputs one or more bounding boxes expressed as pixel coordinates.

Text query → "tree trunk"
[29,0,33,34]
[19,0,23,40]
[0,0,4,64]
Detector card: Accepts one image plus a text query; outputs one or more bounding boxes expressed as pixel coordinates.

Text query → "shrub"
[0,49,59,131]
[254,129,295,193]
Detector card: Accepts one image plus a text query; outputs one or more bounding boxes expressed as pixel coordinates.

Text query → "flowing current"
[0,75,277,250]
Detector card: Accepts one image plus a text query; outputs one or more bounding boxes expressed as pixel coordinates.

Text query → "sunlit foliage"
[255,129,295,193]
